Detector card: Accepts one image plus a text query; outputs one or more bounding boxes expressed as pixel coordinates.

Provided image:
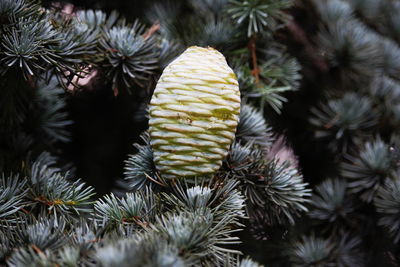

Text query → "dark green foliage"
[0,0,35,23]
[279,0,400,265]
[0,153,95,227]
[381,39,400,82]
[0,171,250,265]
[154,210,236,264]
[286,234,364,267]
[6,0,400,265]
[374,176,400,243]
[256,160,310,225]
[228,0,293,36]
[341,138,393,202]
[188,0,229,16]
[223,139,310,226]
[0,74,72,167]
[93,235,184,267]
[8,246,57,267]
[17,218,68,251]
[308,178,357,233]
[0,173,27,222]
[0,5,97,85]
[123,133,159,191]
[317,20,382,83]
[236,104,274,147]
[99,21,159,90]
[287,235,335,267]
[31,78,72,143]
[91,179,248,266]
[235,48,302,113]
[163,179,246,225]
[345,0,400,44]
[334,234,365,267]
[191,17,238,51]
[26,153,95,219]
[368,76,400,125]
[310,93,378,151]
[259,50,302,90]
[94,190,156,230]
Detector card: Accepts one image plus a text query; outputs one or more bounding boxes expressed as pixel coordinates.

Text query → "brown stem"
[145,173,166,187]
[21,208,30,214]
[324,114,339,129]
[248,35,260,84]
[31,244,45,256]
[143,21,161,40]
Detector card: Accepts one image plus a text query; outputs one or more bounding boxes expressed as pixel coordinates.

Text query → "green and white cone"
[149,46,241,179]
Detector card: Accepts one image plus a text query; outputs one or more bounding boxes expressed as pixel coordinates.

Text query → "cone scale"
[149,46,240,179]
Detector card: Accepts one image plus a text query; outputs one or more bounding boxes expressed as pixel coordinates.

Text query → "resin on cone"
[149,46,241,179]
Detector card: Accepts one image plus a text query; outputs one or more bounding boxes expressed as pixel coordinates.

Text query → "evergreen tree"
[1,0,400,266]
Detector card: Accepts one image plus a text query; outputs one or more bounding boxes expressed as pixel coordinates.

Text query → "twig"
[248,35,261,84]
[324,114,339,129]
[143,22,161,40]
[31,244,45,256]
[145,173,166,187]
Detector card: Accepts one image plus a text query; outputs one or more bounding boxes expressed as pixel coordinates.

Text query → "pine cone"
[149,46,241,179]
